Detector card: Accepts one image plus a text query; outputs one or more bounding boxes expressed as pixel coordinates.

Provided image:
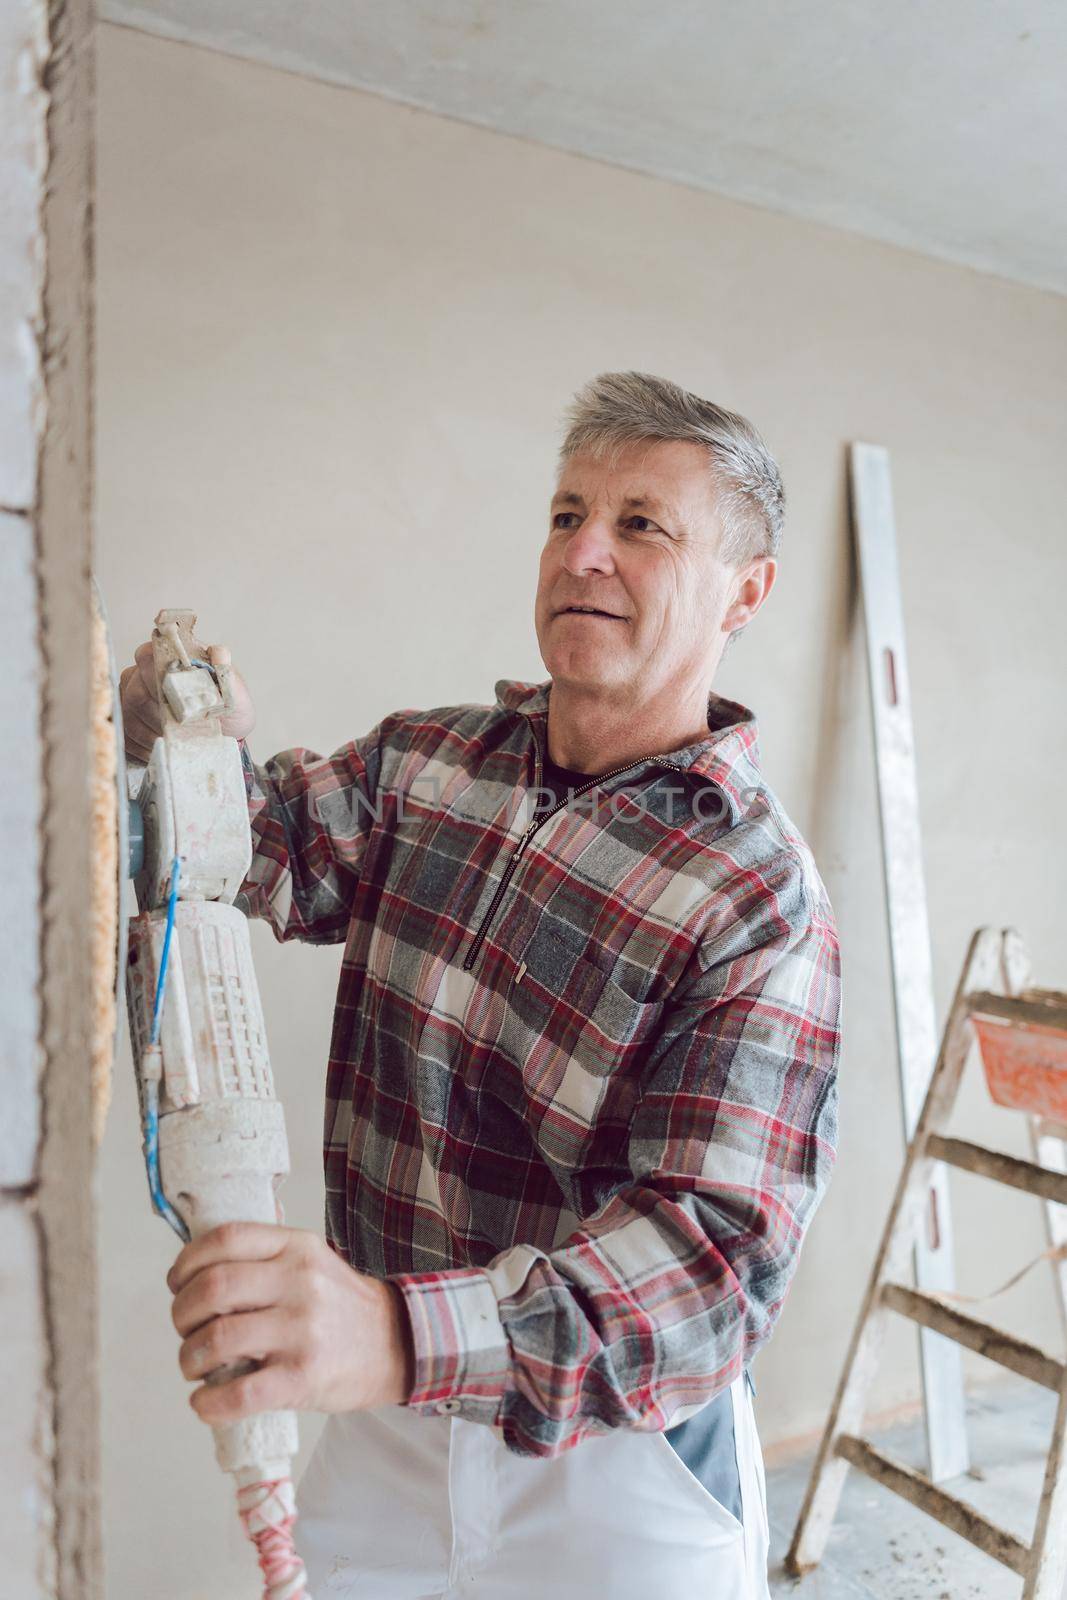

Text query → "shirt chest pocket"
[498,924,667,1175]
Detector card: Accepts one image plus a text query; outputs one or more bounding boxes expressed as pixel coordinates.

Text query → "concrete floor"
[765,1378,1063,1599]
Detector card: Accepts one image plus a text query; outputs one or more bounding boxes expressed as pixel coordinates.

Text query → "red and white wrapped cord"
[236,1473,309,1600]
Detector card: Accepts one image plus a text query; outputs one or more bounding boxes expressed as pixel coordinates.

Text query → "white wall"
[94,23,1067,1597]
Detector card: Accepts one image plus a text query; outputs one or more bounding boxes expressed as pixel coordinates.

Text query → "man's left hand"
[167,1223,414,1425]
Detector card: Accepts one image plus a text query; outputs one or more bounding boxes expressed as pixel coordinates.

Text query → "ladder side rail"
[1000,930,1067,1336]
[1029,1122,1067,1337]
[1020,1368,1067,1600]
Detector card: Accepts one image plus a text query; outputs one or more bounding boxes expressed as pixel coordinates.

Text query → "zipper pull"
[514,825,537,860]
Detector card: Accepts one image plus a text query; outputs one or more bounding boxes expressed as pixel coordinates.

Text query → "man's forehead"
[553,441,714,518]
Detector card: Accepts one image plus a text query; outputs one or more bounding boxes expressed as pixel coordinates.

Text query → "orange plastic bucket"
[973,1009,1067,1122]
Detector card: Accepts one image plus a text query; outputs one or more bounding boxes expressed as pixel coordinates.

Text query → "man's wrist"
[384,1279,416,1404]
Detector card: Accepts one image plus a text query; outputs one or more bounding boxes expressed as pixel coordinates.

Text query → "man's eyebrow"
[622,494,679,521]
[550,489,684,526]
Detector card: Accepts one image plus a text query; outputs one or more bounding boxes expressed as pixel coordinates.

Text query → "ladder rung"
[926,1133,1067,1206]
[835,1434,1029,1575]
[967,989,1067,1034]
[881,1282,1065,1390]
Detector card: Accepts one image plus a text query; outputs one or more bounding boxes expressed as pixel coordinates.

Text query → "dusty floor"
[765,1377,1063,1599]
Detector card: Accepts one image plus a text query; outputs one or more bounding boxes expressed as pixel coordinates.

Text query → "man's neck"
[545,680,714,774]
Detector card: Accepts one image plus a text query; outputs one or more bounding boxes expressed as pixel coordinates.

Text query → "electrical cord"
[141,854,189,1241]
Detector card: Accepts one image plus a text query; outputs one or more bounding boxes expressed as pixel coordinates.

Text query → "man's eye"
[553,512,581,530]
[625,516,660,534]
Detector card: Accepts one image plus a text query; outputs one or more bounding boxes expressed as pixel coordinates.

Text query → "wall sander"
[117,606,309,1600]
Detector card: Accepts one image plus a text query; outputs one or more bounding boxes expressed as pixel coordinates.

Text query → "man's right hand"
[119,641,256,762]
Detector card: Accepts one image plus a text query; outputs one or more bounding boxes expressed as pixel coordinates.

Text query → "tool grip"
[151,607,238,725]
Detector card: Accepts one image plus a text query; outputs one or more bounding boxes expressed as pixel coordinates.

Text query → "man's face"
[534,439,741,703]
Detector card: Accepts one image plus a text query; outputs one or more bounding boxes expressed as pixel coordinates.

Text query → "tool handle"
[151,607,238,726]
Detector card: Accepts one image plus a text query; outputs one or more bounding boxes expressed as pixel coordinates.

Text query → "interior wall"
[2,2,101,1594]
[94,23,1067,1598]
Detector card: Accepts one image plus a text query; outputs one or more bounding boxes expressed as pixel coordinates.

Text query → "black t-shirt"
[534,755,600,816]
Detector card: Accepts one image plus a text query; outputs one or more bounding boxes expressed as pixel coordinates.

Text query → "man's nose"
[561,514,616,576]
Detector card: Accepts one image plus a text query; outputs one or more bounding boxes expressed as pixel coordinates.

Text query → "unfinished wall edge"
[26,0,101,1593]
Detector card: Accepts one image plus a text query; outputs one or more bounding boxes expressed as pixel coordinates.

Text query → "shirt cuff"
[392,1266,511,1427]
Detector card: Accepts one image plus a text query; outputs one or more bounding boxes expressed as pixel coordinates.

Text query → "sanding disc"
[89,578,128,1145]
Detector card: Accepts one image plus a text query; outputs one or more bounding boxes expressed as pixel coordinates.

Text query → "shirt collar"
[493,676,762,825]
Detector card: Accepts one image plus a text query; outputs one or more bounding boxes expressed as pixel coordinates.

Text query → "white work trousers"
[294,1374,771,1599]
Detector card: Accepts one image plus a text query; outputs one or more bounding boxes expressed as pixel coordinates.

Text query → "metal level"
[850,442,969,1482]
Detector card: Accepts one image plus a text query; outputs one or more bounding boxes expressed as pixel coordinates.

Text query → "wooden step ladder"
[787,926,1067,1599]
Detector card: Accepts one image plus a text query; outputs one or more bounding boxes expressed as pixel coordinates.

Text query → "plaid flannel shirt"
[237,678,841,1458]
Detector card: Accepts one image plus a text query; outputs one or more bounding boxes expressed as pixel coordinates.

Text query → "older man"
[124,371,841,1599]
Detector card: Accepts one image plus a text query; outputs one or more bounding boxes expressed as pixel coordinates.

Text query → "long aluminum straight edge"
[851,442,969,1481]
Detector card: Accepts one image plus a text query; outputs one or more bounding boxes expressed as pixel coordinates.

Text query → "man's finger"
[122,705,161,754]
[171,1260,282,1338]
[190,1358,306,1426]
[168,1221,290,1295]
[179,1308,280,1381]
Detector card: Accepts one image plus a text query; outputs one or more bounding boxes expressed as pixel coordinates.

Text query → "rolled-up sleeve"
[234,731,384,945]
[393,850,841,1455]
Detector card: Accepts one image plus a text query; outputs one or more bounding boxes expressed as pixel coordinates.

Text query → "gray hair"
[559,371,784,568]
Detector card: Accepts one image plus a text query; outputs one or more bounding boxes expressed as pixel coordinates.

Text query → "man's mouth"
[557,605,626,620]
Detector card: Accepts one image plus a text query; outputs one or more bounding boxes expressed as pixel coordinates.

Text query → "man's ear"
[723,557,777,636]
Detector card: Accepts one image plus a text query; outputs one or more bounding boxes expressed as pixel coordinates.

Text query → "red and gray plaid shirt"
[238,678,841,1458]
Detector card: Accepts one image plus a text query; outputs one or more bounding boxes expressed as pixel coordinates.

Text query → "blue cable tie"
[143,854,189,1241]
[149,854,181,1046]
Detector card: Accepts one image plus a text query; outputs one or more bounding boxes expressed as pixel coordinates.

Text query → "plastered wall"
[1,1,100,1595]
[94,23,1067,1597]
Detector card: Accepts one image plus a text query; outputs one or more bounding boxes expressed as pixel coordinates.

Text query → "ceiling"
[100,0,1067,296]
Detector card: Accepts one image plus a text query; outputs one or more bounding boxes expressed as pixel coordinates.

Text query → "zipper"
[461,754,685,972]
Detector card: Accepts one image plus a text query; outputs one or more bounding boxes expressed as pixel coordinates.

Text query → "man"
[121,371,841,1598]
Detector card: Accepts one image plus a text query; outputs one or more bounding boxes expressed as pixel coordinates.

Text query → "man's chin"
[544,654,627,692]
